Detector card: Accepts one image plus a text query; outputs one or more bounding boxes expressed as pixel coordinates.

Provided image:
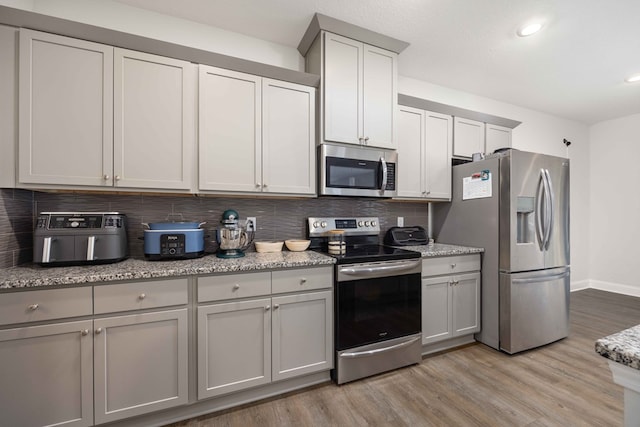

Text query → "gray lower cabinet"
[197,267,333,400]
[93,309,189,424]
[422,255,481,346]
[0,319,94,427]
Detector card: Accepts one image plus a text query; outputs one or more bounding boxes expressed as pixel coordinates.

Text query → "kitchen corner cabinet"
[485,123,512,154]
[422,255,481,346]
[396,106,452,200]
[307,32,397,149]
[18,29,195,190]
[453,117,485,158]
[197,267,332,399]
[199,66,315,195]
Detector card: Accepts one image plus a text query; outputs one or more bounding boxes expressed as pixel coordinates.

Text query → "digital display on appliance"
[335,219,357,229]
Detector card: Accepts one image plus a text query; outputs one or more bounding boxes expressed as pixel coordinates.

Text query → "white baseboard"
[571,280,590,292]
[587,280,640,298]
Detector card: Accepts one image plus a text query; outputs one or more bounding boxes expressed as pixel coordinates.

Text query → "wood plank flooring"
[170,289,640,426]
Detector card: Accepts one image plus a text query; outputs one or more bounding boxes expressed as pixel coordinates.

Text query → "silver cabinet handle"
[233,284,240,291]
[138,293,146,300]
[86,236,96,261]
[81,329,89,336]
[300,278,307,285]
[42,237,52,263]
[274,304,280,310]
[265,305,270,311]
[28,303,39,311]
[263,183,268,188]
[95,328,103,334]
[114,175,121,181]
[451,263,457,269]
[103,174,110,181]
[256,183,261,188]
[364,137,369,144]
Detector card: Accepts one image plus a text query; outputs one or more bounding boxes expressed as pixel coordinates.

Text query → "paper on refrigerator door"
[462,170,492,200]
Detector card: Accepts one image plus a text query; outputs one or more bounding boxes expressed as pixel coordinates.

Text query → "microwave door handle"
[543,169,554,250]
[380,157,388,192]
[42,237,52,263]
[87,236,96,261]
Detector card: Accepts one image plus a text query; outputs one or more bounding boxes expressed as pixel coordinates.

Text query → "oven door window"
[336,273,421,350]
[326,156,380,190]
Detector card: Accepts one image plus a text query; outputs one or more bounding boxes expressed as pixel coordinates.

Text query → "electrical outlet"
[397,217,404,227]
[246,217,256,231]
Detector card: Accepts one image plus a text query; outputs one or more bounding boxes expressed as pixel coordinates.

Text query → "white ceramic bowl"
[255,241,284,253]
[284,239,311,252]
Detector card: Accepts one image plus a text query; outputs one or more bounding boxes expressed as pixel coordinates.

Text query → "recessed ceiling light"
[625,74,640,83]
[517,22,543,37]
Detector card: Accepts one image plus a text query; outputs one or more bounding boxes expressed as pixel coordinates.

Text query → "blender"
[215,209,255,258]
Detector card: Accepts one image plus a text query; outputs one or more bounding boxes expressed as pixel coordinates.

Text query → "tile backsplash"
[0,189,429,267]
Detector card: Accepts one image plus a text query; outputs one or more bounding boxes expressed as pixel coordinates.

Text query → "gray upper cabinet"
[396,106,452,200]
[0,24,17,188]
[19,29,114,187]
[18,29,196,191]
[199,66,316,196]
[307,32,397,149]
[453,117,485,158]
[485,123,512,154]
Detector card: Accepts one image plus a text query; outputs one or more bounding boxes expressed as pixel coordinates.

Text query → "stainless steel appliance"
[318,144,397,197]
[308,217,422,384]
[433,149,570,354]
[34,212,127,266]
[216,209,255,258]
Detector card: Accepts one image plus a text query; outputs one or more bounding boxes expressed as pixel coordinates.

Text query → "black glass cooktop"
[320,244,421,264]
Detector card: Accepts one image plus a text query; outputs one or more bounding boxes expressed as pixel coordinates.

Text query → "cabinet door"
[425,111,453,200]
[199,66,261,192]
[485,123,512,154]
[93,309,188,424]
[0,25,16,188]
[0,320,93,427]
[396,106,425,198]
[262,79,316,195]
[323,32,362,145]
[362,44,397,149]
[19,29,113,186]
[453,117,484,158]
[422,276,452,344]
[272,290,333,381]
[452,272,481,337]
[197,298,271,399]
[113,49,195,190]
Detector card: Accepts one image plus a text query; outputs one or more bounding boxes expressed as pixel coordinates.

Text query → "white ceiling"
[114,0,640,125]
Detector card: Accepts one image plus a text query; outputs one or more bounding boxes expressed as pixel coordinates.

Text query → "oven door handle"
[340,335,421,359]
[339,259,421,277]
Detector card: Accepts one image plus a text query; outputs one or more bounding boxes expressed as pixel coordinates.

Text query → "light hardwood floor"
[171,289,640,426]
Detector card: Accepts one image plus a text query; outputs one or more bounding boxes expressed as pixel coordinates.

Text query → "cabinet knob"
[27,303,39,311]
[256,183,261,188]
[451,263,456,269]
[300,278,307,285]
[103,174,110,181]
[265,305,271,311]
[138,293,146,300]
[115,175,121,181]
[426,191,431,195]
[233,284,240,291]
[274,304,280,310]
[95,328,103,335]
[263,183,267,188]
[364,137,369,144]
[81,329,89,336]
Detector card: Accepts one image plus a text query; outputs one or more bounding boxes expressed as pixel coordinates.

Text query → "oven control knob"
[364,221,371,227]
[358,221,364,227]
[313,221,320,228]
[371,221,377,227]
[321,221,327,228]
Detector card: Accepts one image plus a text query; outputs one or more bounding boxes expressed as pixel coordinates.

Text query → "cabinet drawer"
[94,278,188,314]
[422,254,480,277]
[272,266,332,294]
[0,287,92,326]
[198,272,271,303]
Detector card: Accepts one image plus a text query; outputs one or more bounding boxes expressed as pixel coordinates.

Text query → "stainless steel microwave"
[319,144,397,198]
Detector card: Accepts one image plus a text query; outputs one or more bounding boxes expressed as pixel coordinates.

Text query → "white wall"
[399,77,591,287]
[589,113,640,297]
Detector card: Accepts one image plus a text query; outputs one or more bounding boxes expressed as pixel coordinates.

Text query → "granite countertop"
[0,251,336,290]
[0,243,483,290]
[399,243,484,257]
[595,325,640,370]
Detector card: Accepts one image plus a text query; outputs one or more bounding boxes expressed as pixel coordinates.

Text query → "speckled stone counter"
[596,325,640,426]
[0,251,336,290]
[398,242,484,257]
[596,325,640,370]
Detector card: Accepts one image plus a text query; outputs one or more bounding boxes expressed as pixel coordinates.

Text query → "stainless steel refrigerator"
[433,149,570,354]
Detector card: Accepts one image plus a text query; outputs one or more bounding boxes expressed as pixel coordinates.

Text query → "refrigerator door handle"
[543,169,555,250]
[535,169,546,250]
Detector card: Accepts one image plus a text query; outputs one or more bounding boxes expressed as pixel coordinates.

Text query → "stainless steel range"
[308,217,422,384]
